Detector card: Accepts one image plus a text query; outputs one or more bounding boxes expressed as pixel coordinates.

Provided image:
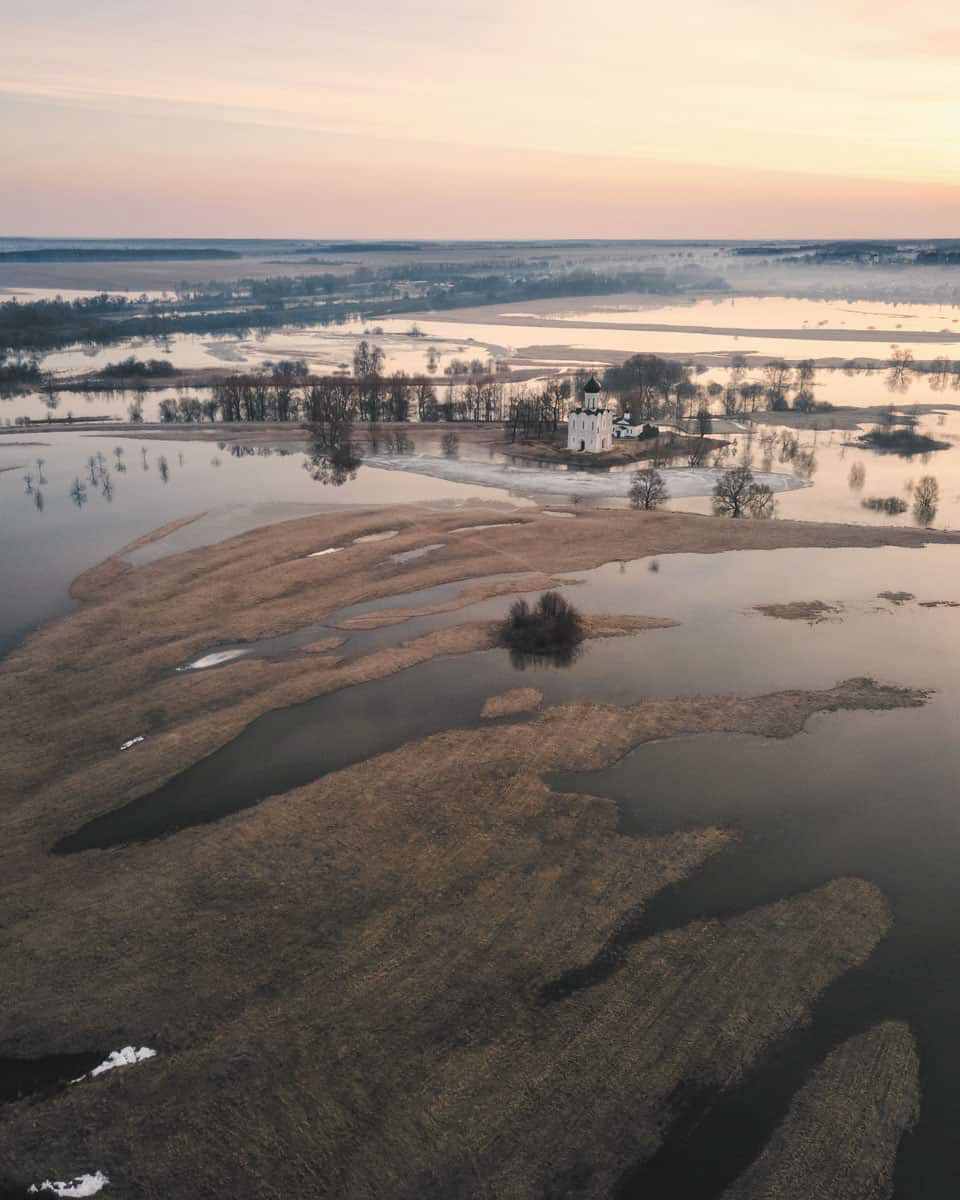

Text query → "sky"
[3,0,959,237]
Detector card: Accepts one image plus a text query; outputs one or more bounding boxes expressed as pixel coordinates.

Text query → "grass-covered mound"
[498,591,584,666]
[858,429,949,456]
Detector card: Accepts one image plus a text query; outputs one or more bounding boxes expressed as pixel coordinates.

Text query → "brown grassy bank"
[722,1022,919,1200]
[0,679,918,1198]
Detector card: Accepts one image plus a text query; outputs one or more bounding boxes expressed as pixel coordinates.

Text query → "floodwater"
[50,540,960,1198]
[0,430,530,655]
[8,292,960,428]
[667,408,960,530]
[9,286,960,1197]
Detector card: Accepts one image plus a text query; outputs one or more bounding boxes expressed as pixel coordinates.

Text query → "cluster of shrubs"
[98,357,177,379]
[498,592,584,666]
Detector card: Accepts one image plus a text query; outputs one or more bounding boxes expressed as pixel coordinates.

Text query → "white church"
[566,376,613,453]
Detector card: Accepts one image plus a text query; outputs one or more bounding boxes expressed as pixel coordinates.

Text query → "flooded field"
[7,279,960,1199]
[6,291,960,429]
[44,534,960,1196]
[0,430,530,654]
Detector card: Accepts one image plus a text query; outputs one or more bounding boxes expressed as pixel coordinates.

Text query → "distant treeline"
[382,267,729,314]
[0,264,724,359]
[0,248,242,262]
[733,240,960,266]
[0,354,43,386]
[0,292,359,356]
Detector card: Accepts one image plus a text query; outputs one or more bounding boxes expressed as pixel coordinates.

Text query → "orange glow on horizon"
[3,0,959,236]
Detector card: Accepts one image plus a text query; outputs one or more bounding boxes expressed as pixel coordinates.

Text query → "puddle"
[448,523,524,533]
[0,1052,105,1106]
[306,547,343,558]
[352,530,399,544]
[389,543,445,563]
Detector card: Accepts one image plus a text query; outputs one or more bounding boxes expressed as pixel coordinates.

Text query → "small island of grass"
[858,428,950,456]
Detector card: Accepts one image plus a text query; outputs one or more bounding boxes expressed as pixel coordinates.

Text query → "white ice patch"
[307,547,343,558]
[362,454,810,501]
[28,1172,109,1197]
[179,649,247,671]
[119,736,144,751]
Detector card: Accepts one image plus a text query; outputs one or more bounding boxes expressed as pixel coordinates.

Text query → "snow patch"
[307,547,343,558]
[179,649,247,671]
[72,1046,157,1084]
[89,1046,156,1078]
[28,1172,109,1197]
[119,736,144,751]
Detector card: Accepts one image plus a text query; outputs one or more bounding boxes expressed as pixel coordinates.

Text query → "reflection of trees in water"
[499,592,585,671]
[913,476,939,528]
[69,478,87,508]
[303,435,364,487]
[33,489,44,511]
[508,642,584,671]
[848,462,866,490]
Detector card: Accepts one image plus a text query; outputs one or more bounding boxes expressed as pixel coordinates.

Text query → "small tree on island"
[628,467,669,510]
[712,466,776,519]
[498,591,584,666]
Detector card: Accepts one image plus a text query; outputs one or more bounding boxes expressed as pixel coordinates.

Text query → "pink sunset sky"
[3,0,959,237]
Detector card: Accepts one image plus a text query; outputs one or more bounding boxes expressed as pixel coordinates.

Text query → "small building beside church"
[567,376,613,453]
[613,413,660,440]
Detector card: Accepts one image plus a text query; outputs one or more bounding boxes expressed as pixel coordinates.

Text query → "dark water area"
[57,544,960,852]
[0,1051,104,1106]
[552,711,960,1200]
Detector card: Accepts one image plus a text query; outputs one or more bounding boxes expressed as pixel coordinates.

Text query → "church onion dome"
[584,376,602,393]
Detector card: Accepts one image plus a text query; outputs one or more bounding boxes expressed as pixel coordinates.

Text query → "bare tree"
[713,466,759,518]
[628,467,669,510]
[688,436,709,467]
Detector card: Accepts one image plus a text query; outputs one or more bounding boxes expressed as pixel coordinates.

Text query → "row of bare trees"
[161,369,515,427]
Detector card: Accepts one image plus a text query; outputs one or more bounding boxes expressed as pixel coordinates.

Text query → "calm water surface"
[0,431,529,654]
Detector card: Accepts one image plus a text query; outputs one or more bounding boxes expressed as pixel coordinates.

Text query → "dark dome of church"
[584,376,602,393]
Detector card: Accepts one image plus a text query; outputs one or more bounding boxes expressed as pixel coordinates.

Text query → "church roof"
[584,375,602,393]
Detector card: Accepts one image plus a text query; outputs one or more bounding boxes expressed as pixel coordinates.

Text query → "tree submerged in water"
[498,591,584,668]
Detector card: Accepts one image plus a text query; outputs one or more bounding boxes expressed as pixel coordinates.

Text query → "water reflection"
[508,643,583,671]
[303,434,364,486]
